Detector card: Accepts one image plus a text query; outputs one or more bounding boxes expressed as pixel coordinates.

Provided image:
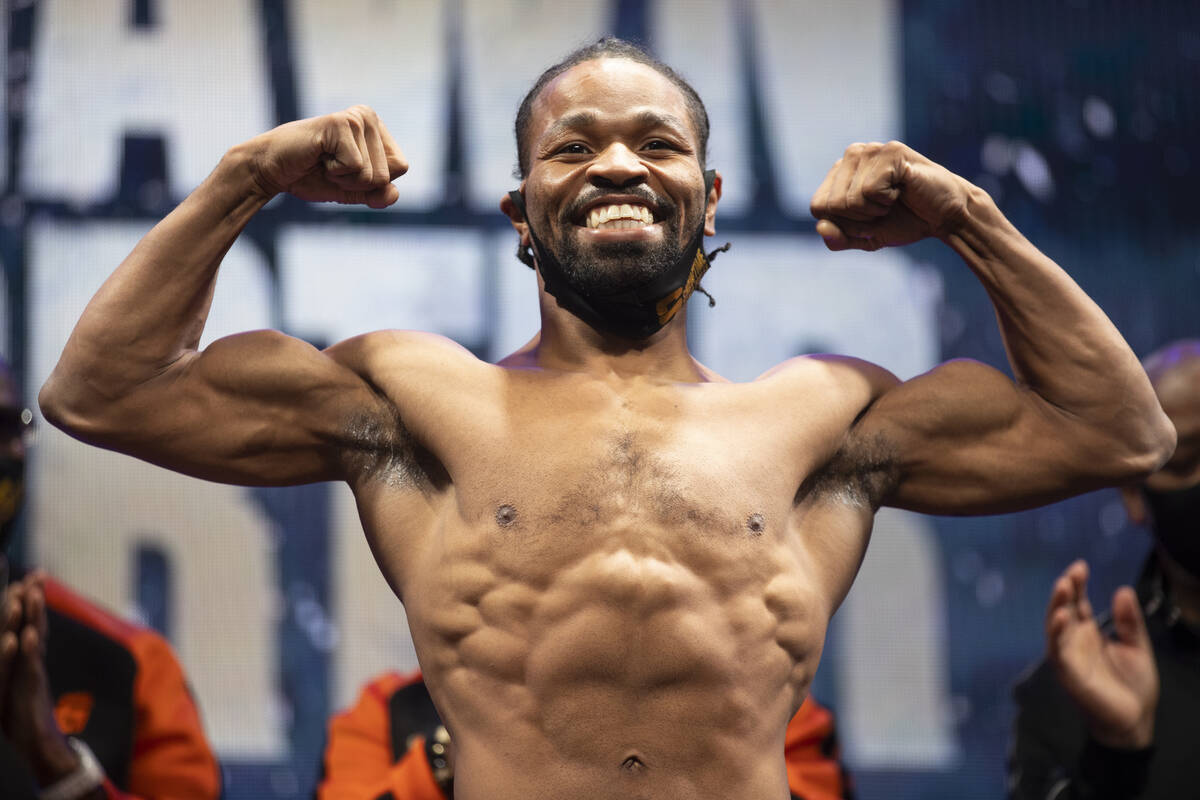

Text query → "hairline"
[514,42,710,179]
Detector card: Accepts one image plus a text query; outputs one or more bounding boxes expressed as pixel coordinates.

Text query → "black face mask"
[508,170,725,340]
[1143,482,1200,578]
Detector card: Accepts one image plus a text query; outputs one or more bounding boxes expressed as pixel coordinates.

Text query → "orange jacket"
[318,671,852,800]
[0,576,221,800]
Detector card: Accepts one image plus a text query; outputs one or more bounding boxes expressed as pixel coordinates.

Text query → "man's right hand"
[244,105,408,208]
[1045,559,1158,750]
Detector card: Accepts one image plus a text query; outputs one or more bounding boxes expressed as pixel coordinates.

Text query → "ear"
[1121,485,1148,525]
[500,184,531,247]
[704,171,722,236]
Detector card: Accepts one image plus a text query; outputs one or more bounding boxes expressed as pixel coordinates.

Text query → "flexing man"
[40,39,1173,799]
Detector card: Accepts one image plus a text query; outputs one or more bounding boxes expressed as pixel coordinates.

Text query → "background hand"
[809,141,975,251]
[0,573,82,786]
[1045,560,1159,749]
[0,577,24,722]
[246,105,408,208]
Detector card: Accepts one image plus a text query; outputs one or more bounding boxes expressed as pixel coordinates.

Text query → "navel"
[495,504,518,527]
[620,755,646,773]
[746,513,765,535]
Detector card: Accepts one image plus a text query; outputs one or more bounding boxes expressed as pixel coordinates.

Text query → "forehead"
[530,57,697,143]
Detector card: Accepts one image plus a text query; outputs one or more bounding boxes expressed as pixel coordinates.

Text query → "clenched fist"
[242,105,408,209]
[809,141,979,251]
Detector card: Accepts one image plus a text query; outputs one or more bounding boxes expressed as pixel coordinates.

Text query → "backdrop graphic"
[2,1,1196,797]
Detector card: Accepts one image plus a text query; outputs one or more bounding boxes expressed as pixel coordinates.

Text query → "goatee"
[546,189,701,295]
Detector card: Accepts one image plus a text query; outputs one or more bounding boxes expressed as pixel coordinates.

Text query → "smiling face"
[516,57,718,296]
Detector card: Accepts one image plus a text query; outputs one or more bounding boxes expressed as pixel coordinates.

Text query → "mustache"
[562,186,673,223]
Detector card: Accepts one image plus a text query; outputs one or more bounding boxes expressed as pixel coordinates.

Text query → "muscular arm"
[39,107,409,485]
[810,142,1175,513]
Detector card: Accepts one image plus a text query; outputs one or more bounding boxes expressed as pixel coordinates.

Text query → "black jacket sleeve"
[1008,661,1152,800]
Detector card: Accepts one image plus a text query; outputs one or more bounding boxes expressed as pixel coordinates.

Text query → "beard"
[539,187,703,296]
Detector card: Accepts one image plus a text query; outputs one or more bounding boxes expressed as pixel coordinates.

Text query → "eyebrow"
[540,109,693,144]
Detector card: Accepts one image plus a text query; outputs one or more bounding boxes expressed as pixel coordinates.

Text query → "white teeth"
[586,203,655,229]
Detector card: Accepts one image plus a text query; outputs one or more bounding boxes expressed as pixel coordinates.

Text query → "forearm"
[944,188,1173,469]
[40,144,271,419]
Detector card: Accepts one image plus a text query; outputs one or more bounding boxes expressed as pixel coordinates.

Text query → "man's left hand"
[809,141,975,251]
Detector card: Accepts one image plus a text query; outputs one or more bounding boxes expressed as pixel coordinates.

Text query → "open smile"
[584,202,656,229]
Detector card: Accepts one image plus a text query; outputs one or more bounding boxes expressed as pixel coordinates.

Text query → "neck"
[528,297,707,382]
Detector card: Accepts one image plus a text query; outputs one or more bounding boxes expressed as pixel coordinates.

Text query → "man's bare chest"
[439,380,814,531]
[356,367,876,591]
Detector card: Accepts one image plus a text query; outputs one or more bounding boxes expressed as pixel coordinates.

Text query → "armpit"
[339,406,446,490]
[795,429,900,511]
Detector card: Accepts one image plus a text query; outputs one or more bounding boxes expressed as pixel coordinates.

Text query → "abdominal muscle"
[401,509,826,800]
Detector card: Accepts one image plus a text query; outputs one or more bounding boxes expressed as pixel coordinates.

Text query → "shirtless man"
[39,39,1173,800]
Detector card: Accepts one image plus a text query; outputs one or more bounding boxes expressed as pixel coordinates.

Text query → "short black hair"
[513,37,710,179]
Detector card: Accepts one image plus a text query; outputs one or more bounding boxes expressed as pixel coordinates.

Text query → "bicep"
[49,329,395,486]
[863,359,1131,514]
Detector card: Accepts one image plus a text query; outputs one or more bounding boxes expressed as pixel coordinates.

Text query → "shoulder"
[44,577,151,651]
[331,670,437,750]
[326,330,482,374]
[757,354,900,413]
[43,577,184,677]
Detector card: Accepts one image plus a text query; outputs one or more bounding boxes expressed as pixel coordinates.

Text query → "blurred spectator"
[318,670,853,800]
[0,359,220,800]
[1008,340,1200,799]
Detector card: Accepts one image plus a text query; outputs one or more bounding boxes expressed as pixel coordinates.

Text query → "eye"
[642,139,676,152]
[555,142,591,156]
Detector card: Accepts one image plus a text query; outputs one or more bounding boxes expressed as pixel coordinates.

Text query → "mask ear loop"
[691,242,731,308]
[693,169,730,307]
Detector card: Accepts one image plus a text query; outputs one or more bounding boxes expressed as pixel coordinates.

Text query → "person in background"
[0,359,221,800]
[317,670,853,800]
[1008,339,1200,799]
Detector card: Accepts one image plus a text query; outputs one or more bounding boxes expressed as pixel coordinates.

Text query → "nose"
[586,143,648,189]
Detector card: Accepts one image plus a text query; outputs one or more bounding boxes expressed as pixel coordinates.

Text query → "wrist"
[220,140,281,207]
[935,179,1001,243]
[36,737,106,800]
[31,730,80,787]
[1088,715,1155,751]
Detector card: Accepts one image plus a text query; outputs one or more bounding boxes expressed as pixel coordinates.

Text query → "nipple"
[495,504,518,527]
[746,513,765,535]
